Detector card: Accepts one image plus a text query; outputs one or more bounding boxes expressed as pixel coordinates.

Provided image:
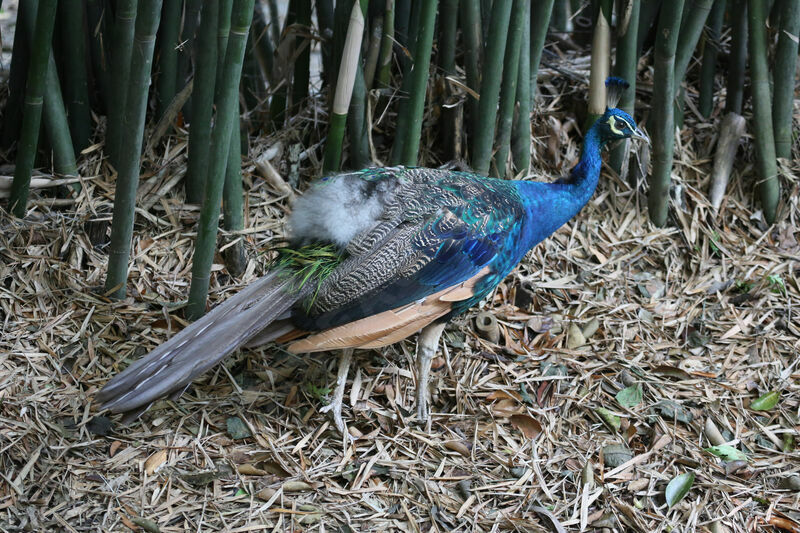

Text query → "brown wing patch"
[287,267,490,353]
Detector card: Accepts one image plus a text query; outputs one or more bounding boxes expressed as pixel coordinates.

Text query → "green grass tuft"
[272,243,345,309]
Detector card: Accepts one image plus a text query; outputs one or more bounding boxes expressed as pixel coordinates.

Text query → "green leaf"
[616,385,643,409]
[665,472,695,508]
[704,445,747,462]
[595,407,621,431]
[750,390,780,411]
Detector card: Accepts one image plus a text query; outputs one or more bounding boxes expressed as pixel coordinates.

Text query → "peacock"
[96,78,648,434]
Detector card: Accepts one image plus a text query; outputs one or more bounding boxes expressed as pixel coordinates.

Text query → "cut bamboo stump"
[709,112,745,211]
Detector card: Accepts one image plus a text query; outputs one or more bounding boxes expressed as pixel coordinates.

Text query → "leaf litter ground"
[1,45,799,533]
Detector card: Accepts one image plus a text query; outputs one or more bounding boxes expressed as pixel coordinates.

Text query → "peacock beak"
[631,128,650,144]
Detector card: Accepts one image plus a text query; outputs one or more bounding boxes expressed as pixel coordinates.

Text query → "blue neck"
[513,123,606,250]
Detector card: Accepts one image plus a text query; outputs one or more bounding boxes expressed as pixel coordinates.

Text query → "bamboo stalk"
[267,0,281,46]
[347,63,370,169]
[58,1,92,152]
[636,0,662,54]
[511,0,531,173]
[177,0,203,104]
[105,0,137,170]
[104,0,163,298]
[400,0,437,166]
[322,1,367,173]
[747,0,779,223]
[242,29,266,113]
[251,1,275,85]
[673,0,714,125]
[725,0,747,114]
[460,0,481,141]
[439,0,460,161]
[156,0,182,120]
[551,0,572,37]
[698,0,726,118]
[395,0,412,72]
[376,0,395,87]
[529,0,555,104]
[772,0,799,160]
[363,14,384,89]
[187,0,256,319]
[493,0,526,178]
[17,0,79,188]
[610,0,640,177]
[7,0,58,217]
[0,0,34,152]
[587,0,613,126]
[292,0,312,110]
[217,0,234,91]
[471,0,513,175]
[317,0,335,86]
[185,0,220,203]
[647,0,684,227]
[86,0,111,114]
[222,119,246,276]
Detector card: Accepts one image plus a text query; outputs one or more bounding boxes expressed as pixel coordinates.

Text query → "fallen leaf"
[704,445,747,462]
[510,414,542,440]
[750,390,780,411]
[616,385,643,409]
[144,449,168,476]
[595,407,621,431]
[665,472,694,507]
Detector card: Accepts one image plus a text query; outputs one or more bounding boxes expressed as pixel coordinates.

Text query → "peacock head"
[594,77,649,146]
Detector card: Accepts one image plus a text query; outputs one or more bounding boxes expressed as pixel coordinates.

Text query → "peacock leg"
[415,321,447,422]
[320,348,353,434]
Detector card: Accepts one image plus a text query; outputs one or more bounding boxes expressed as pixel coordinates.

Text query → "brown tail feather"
[96,271,304,415]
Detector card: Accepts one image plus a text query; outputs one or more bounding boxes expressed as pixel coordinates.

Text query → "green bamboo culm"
[471,0,513,175]
[439,0,460,161]
[511,0,531,174]
[636,0,662,54]
[587,0,613,127]
[292,0,312,110]
[529,0,554,105]
[747,0,779,223]
[551,0,571,34]
[673,0,714,126]
[399,0,438,166]
[493,0,526,178]
[647,0,685,227]
[317,0,335,86]
[185,0,220,203]
[186,0,256,320]
[86,0,111,113]
[7,0,58,218]
[347,63,370,169]
[177,0,203,107]
[222,121,246,277]
[322,1,368,174]
[19,3,80,189]
[375,0,395,87]
[156,0,182,120]
[103,0,163,299]
[388,0,423,163]
[772,0,800,160]
[251,1,275,84]
[698,0,726,118]
[58,0,92,152]
[460,0,482,141]
[217,0,234,90]
[726,0,747,114]
[610,0,640,176]
[0,0,34,152]
[105,0,137,170]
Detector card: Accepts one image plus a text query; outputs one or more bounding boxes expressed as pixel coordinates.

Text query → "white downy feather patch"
[288,172,400,248]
